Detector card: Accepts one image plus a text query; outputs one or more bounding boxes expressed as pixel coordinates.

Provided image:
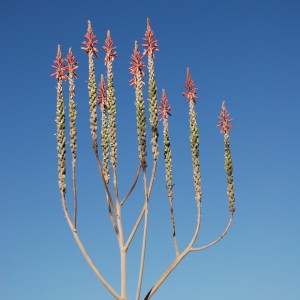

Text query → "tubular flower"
[158,89,172,120]
[66,48,78,78]
[218,102,235,213]
[183,67,198,104]
[103,30,117,66]
[97,74,108,109]
[81,20,99,58]
[97,74,110,183]
[130,41,145,87]
[183,68,202,202]
[144,18,159,161]
[217,101,233,134]
[51,44,68,81]
[142,18,159,58]
[52,45,67,194]
[131,41,147,168]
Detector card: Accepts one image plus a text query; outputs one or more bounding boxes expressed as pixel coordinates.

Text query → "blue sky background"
[1,0,300,299]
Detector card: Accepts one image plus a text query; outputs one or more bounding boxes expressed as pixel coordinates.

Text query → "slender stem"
[124,160,157,252]
[136,168,148,300]
[61,191,120,299]
[144,200,201,300]
[121,164,141,206]
[191,214,233,251]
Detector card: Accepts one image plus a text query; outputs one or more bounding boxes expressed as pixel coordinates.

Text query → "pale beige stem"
[136,168,149,300]
[191,214,233,251]
[61,191,120,299]
[124,160,157,252]
[121,164,141,206]
[144,200,201,300]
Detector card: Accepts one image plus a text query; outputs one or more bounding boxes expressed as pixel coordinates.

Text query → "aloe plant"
[51,19,236,300]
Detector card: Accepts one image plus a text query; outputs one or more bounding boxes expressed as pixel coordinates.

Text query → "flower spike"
[97,74,108,108]
[66,48,78,78]
[51,45,68,81]
[183,67,198,104]
[217,101,233,134]
[81,20,99,57]
[129,41,145,87]
[103,30,117,66]
[142,18,159,58]
[158,89,172,120]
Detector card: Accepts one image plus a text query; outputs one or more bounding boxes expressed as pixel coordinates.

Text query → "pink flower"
[182,67,198,104]
[142,18,159,58]
[103,30,117,66]
[97,74,107,108]
[51,45,68,81]
[158,89,172,120]
[66,48,78,78]
[217,101,233,134]
[81,20,99,57]
[129,41,145,87]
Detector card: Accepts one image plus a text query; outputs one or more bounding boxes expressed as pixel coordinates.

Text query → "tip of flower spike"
[129,41,145,87]
[97,74,108,108]
[103,30,117,65]
[142,17,159,57]
[182,67,198,104]
[66,48,78,78]
[217,101,233,134]
[51,44,68,81]
[81,20,99,57]
[158,89,172,120]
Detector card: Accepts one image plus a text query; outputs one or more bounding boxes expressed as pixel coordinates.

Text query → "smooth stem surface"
[144,200,201,300]
[191,213,233,251]
[124,160,158,252]
[61,191,120,299]
[121,164,141,206]
[136,168,149,300]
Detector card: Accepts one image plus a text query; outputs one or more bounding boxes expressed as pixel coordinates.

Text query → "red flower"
[142,18,159,58]
[158,89,172,120]
[51,45,68,81]
[217,101,233,134]
[81,20,99,57]
[66,48,78,78]
[103,30,117,66]
[97,74,107,108]
[182,67,198,104]
[129,41,145,87]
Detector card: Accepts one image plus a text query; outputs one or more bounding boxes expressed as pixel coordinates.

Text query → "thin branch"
[121,163,142,206]
[136,168,149,300]
[144,200,201,300]
[61,191,120,300]
[191,213,233,251]
[124,160,158,252]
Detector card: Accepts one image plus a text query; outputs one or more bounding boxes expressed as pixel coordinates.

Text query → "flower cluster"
[217,101,233,134]
[103,30,117,66]
[97,74,108,108]
[82,20,99,57]
[182,67,198,104]
[129,42,145,87]
[142,18,159,58]
[66,48,78,78]
[158,89,171,120]
[51,45,68,81]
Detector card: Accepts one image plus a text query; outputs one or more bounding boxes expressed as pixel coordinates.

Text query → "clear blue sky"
[1,0,300,299]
